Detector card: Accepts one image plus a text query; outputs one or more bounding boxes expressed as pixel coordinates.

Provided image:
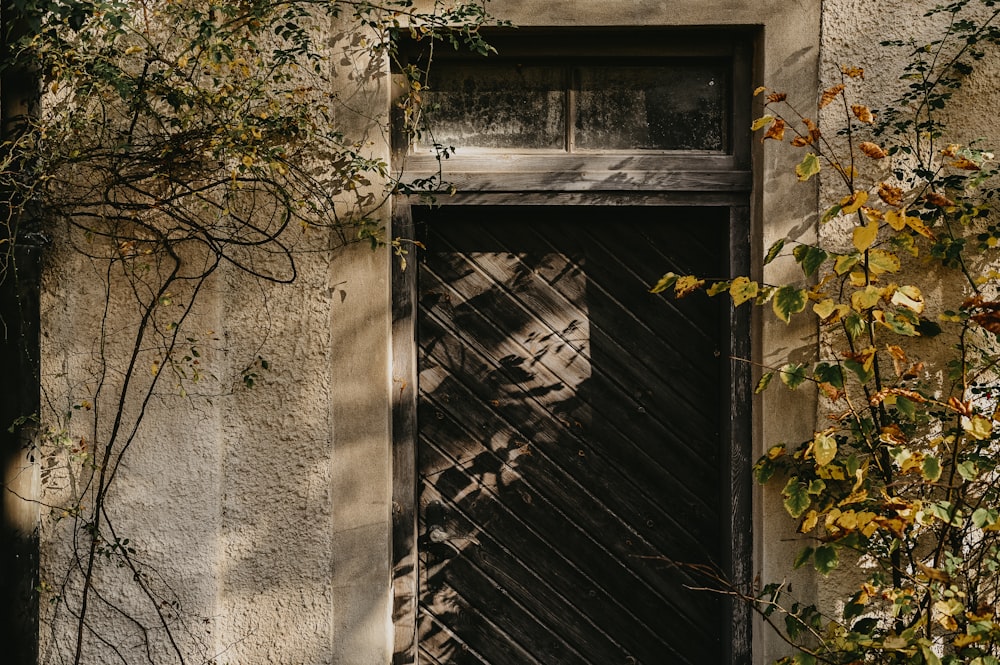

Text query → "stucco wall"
[38,0,994,663]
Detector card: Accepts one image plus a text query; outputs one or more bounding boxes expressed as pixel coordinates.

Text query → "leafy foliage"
[0,1,502,663]
[657,2,1000,663]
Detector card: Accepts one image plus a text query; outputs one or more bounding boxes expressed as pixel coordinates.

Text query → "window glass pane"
[575,65,727,151]
[417,64,566,151]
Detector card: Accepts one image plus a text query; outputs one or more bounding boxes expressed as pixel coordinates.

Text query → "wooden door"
[410,205,744,665]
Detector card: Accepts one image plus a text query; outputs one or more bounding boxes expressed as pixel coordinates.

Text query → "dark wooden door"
[414,205,738,665]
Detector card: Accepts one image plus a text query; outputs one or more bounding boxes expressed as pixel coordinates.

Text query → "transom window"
[413,60,729,153]
[393,29,752,194]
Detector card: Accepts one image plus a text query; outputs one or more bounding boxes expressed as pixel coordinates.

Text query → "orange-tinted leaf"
[950,157,981,171]
[763,118,786,141]
[852,104,875,123]
[886,344,907,377]
[819,84,845,109]
[766,92,788,103]
[804,118,822,142]
[841,65,865,79]
[972,310,1000,334]
[859,142,887,159]
[791,136,812,147]
[878,182,904,207]
[924,191,955,207]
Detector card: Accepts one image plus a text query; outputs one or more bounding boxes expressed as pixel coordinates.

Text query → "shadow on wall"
[408,206,729,665]
[1,243,40,665]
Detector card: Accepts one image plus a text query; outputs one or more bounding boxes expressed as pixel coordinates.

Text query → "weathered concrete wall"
[36,0,1000,663]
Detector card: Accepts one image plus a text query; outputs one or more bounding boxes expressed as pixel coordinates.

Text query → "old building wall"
[27,0,1000,663]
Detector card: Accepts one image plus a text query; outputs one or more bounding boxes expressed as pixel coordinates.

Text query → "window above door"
[393,28,754,194]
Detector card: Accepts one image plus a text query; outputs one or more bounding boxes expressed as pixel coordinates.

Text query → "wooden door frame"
[391,193,752,665]
[390,29,755,664]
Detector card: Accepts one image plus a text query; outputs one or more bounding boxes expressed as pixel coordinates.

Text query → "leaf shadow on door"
[412,207,729,665]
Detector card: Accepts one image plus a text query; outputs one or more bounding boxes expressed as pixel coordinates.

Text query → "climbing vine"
[0,0,501,663]
[655,1,1000,663]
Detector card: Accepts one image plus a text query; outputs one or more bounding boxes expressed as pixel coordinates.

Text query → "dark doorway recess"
[394,204,750,665]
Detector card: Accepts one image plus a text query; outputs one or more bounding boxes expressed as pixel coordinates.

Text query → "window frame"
[391,28,755,665]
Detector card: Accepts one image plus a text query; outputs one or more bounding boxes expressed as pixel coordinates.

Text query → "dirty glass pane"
[416,63,566,151]
[575,65,727,151]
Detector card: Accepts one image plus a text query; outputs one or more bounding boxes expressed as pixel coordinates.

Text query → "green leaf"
[755,371,774,394]
[764,238,785,265]
[796,152,821,181]
[972,507,998,529]
[813,362,844,389]
[814,544,839,574]
[844,359,874,384]
[895,396,916,420]
[793,244,829,277]
[957,460,979,481]
[754,457,776,484]
[844,312,867,340]
[779,363,809,390]
[880,311,919,336]
[773,286,808,323]
[793,546,814,569]
[782,478,811,518]
[835,253,861,275]
[921,644,942,665]
[707,280,731,296]
[650,272,678,294]
[793,652,817,665]
[922,456,942,482]
[821,204,843,224]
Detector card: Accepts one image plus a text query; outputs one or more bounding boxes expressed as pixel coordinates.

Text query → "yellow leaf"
[852,286,884,311]
[753,86,767,97]
[800,510,819,533]
[674,275,705,298]
[813,430,837,466]
[967,415,993,440]
[885,209,906,231]
[796,153,821,181]
[906,215,935,239]
[751,115,774,131]
[841,191,869,215]
[868,249,900,274]
[729,276,759,306]
[891,285,924,314]
[853,219,879,252]
[813,299,837,320]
